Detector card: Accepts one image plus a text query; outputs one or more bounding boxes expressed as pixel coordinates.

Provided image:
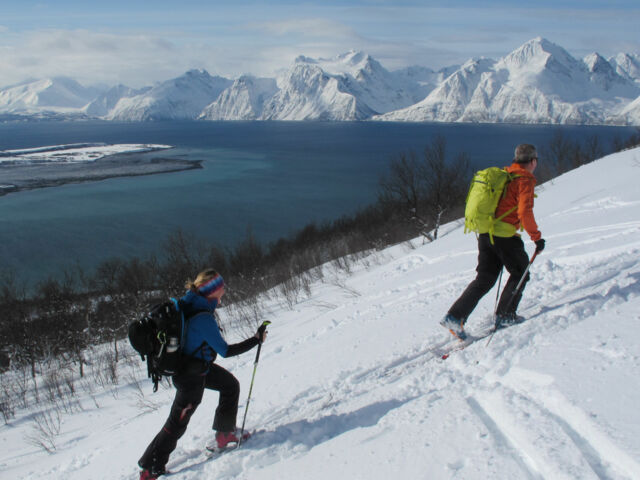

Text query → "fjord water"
[0,121,635,283]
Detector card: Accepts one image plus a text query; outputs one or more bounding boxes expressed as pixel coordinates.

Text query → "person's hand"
[535,238,545,253]
[255,322,270,342]
[255,329,268,342]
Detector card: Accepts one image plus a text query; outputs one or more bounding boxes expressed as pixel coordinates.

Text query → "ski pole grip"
[257,320,271,342]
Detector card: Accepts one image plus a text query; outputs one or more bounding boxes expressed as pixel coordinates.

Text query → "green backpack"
[464,167,519,243]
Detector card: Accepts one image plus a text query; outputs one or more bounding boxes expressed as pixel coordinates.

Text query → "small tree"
[420,136,470,239]
[379,135,470,241]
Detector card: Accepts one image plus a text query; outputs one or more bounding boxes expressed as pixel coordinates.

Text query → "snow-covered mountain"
[308,51,417,114]
[377,37,640,124]
[616,94,640,125]
[0,77,102,114]
[3,146,640,479]
[199,76,278,120]
[380,57,497,123]
[260,60,375,121]
[584,52,633,92]
[106,70,232,121]
[84,84,151,117]
[391,64,460,101]
[609,53,640,84]
[257,51,418,121]
[202,52,453,121]
[2,38,640,124]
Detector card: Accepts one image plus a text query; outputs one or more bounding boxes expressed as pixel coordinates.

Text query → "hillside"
[1,147,640,479]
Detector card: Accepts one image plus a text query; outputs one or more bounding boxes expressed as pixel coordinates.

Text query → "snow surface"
[2,147,640,479]
[0,143,172,164]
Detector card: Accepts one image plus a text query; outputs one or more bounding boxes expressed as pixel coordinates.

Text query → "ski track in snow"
[2,149,640,479]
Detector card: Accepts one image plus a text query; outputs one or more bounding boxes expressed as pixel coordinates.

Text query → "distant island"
[0,143,202,196]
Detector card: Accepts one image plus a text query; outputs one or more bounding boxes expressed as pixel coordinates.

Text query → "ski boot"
[139,467,166,480]
[495,313,525,329]
[439,314,467,341]
[207,429,252,452]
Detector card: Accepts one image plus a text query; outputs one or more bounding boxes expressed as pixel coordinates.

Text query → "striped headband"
[198,274,225,298]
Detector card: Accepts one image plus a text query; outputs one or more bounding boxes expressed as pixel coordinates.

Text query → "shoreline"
[0,153,203,197]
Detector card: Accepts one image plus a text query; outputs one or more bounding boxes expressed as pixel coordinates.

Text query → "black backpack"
[128,298,187,392]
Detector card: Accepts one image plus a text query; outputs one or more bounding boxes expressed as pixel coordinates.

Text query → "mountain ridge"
[2,38,639,125]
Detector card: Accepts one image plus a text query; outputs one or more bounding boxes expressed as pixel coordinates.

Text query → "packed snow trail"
[1,147,640,479]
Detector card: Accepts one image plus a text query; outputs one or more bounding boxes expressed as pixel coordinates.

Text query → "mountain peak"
[500,37,576,72]
[609,53,640,83]
[337,50,370,66]
[584,52,613,74]
[184,69,212,78]
[294,55,317,65]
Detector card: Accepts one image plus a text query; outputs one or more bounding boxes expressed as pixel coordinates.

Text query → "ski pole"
[493,268,504,322]
[239,320,271,445]
[486,250,539,347]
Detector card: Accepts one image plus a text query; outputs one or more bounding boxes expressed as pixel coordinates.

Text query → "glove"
[535,238,545,253]
[256,321,271,343]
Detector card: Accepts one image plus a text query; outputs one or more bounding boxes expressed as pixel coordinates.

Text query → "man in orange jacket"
[441,144,546,340]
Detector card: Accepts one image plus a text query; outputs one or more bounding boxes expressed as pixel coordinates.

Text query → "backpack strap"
[462,175,477,236]
[487,170,520,243]
[181,309,213,359]
[149,360,161,392]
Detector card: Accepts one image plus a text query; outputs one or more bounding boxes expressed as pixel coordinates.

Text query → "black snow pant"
[448,233,530,324]
[138,363,241,472]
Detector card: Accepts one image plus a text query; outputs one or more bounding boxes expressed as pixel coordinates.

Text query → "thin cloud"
[0,29,188,88]
[248,17,360,40]
[0,3,638,89]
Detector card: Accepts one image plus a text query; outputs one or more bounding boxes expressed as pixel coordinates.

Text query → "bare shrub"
[25,409,61,453]
[224,295,269,338]
[43,370,63,404]
[0,383,15,423]
[13,366,31,409]
[379,135,470,241]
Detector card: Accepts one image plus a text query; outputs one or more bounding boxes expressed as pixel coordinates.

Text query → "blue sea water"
[0,120,636,283]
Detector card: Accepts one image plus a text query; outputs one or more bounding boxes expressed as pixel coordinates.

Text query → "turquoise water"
[0,121,635,282]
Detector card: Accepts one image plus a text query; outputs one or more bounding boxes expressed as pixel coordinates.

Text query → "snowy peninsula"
[0,143,173,164]
[0,143,201,195]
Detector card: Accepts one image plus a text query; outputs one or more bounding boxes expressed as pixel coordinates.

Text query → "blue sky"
[0,0,638,87]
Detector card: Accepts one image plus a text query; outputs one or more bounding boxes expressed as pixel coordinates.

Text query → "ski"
[166,430,261,476]
[437,333,490,360]
[438,318,526,359]
[205,430,255,456]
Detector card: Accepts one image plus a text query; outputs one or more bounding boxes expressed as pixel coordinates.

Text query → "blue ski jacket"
[179,290,258,368]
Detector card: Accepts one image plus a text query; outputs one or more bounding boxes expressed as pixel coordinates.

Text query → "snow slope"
[609,53,640,85]
[106,70,232,121]
[0,77,101,113]
[1,147,640,479]
[84,85,151,117]
[617,95,640,125]
[199,76,278,121]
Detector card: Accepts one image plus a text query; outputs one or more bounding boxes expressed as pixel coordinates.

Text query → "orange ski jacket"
[494,163,541,242]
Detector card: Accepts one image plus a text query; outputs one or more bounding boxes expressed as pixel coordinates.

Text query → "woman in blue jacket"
[138,268,267,480]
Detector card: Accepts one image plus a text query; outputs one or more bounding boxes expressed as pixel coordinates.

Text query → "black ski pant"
[138,363,240,472]
[448,233,530,324]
